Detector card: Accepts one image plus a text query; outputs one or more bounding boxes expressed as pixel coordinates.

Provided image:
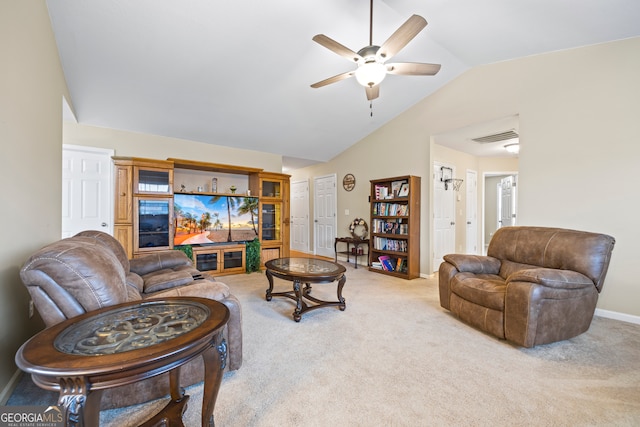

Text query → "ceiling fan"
[310,0,441,101]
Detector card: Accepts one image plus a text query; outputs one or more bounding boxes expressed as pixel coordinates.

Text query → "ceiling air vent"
[471,130,519,144]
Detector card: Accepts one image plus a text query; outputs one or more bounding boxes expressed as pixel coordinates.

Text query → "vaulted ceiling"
[47,0,640,169]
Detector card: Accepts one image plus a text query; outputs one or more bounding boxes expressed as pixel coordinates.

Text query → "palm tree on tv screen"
[209,195,240,242]
[212,212,221,230]
[238,197,259,236]
[199,212,212,233]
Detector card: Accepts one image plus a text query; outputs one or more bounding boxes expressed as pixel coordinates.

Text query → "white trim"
[0,369,23,405]
[595,308,640,325]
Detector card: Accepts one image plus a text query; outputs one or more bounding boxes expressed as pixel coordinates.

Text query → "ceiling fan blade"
[386,62,441,76]
[365,85,379,101]
[311,71,355,88]
[377,15,427,61]
[312,34,363,63]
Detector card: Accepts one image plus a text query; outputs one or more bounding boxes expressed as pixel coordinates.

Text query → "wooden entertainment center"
[112,156,290,275]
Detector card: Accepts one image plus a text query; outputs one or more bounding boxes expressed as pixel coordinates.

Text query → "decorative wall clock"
[342,174,356,191]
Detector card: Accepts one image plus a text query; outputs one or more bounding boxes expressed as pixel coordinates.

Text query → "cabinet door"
[134,197,173,252]
[134,166,173,195]
[194,250,220,273]
[114,164,132,223]
[261,202,282,242]
[260,178,283,199]
[114,225,132,259]
[261,246,281,265]
[222,247,246,274]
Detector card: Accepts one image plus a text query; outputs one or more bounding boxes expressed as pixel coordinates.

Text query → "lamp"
[355,61,387,87]
[504,143,520,154]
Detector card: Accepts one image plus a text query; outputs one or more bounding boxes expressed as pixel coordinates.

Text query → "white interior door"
[313,174,337,258]
[433,163,455,270]
[62,145,114,238]
[498,175,517,228]
[465,169,478,254]
[290,180,310,253]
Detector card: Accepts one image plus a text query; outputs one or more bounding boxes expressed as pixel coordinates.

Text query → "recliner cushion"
[450,272,506,311]
[141,266,199,293]
[147,279,231,301]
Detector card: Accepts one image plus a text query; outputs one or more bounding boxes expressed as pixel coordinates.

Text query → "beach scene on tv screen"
[174,194,258,245]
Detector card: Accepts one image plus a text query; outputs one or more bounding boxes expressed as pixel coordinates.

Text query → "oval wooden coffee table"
[265,257,346,322]
[15,297,229,427]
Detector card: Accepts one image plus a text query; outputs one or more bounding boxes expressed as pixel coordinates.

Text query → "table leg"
[201,337,227,427]
[58,376,102,427]
[353,243,359,268]
[139,368,189,427]
[265,269,274,301]
[293,279,303,322]
[337,275,346,311]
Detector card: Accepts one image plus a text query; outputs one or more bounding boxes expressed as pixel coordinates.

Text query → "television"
[173,193,259,246]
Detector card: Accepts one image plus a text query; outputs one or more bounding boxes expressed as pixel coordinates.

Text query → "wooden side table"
[15,297,229,427]
[334,237,369,268]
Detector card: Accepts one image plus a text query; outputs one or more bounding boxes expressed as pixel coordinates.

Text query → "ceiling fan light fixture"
[355,61,387,87]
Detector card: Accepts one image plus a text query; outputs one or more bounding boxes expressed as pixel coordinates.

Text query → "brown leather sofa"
[20,230,242,409]
[439,226,615,347]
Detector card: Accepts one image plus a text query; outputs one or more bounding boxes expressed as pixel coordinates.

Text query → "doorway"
[483,172,518,252]
[433,162,456,270]
[62,145,114,238]
[290,180,310,253]
[313,174,337,258]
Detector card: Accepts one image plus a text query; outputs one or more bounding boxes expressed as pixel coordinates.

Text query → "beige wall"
[63,122,283,173]
[0,0,68,400]
[292,37,640,320]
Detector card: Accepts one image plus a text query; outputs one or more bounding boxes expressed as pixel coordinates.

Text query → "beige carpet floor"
[98,263,640,426]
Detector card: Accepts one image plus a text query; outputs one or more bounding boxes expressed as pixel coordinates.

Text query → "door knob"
[101,222,108,227]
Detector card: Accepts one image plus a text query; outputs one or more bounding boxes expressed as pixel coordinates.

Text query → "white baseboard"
[595,308,640,325]
[336,255,366,267]
[0,369,23,405]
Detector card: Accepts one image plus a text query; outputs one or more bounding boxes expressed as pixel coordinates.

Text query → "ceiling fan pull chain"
[370,101,373,117]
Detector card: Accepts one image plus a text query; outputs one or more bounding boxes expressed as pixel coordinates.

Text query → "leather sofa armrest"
[130,251,194,275]
[443,254,501,275]
[507,268,594,290]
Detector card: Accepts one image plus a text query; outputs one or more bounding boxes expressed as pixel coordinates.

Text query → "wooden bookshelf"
[369,175,420,279]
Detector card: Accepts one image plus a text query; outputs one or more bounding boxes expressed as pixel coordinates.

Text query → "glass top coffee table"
[15,297,229,427]
[265,257,347,322]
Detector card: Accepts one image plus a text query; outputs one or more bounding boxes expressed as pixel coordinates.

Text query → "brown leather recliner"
[20,230,242,409]
[439,226,615,347]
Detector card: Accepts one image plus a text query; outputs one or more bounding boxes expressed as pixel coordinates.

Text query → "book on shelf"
[374,237,408,252]
[375,184,390,200]
[372,218,408,235]
[378,255,395,271]
[372,202,409,216]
